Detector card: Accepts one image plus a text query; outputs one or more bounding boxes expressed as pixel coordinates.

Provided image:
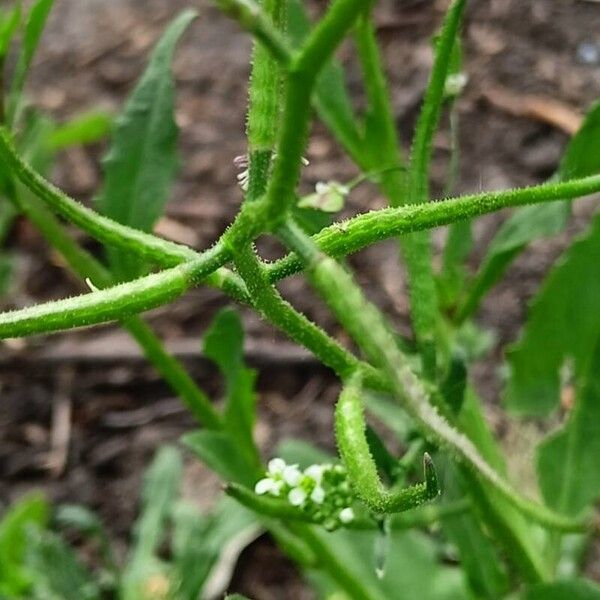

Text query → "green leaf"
[459,100,600,321]
[183,430,255,487]
[55,504,114,568]
[0,6,21,58]
[438,220,473,309]
[276,437,334,468]
[506,212,600,415]
[523,579,600,600]
[47,111,113,151]
[536,337,600,514]
[307,528,468,600]
[458,201,569,321]
[559,100,600,180]
[204,308,258,466]
[287,0,362,160]
[96,9,196,280]
[121,446,182,600]
[438,460,509,599]
[7,0,55,125]
[172,497,259,600]
[0,492,49,595]
[26,527,100,600]
[170,503,212,600]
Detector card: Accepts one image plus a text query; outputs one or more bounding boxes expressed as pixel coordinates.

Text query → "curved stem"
[267,173,600,282]
[0,244,229,339]
[0,127,198,267]
[279,220,588,534]
[336,375,439,513]
[232,245,388,391]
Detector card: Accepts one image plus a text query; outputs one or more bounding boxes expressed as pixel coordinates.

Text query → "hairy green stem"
[213,0,291,64]
[0,244,229,339]
[278,220,587,534]
[336,375,439,513]
[233,245,387,391]
[0,127,197,266]
[268,173,600,282]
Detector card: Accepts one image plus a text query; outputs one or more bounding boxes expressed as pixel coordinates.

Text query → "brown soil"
[1,0,600,597]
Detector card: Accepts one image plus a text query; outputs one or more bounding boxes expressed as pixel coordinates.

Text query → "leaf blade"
[96,9,197,280]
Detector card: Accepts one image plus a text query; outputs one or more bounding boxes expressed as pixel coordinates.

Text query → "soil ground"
[1,0,600,597]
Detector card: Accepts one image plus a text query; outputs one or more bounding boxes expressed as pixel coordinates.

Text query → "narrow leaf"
[560,99,600,180]
[182,430,255,487]
[47,111,113,151]
[523,579,600,600]
[0,6,21,58]
[96,9,197,280]
[121,446,182,600]
[7,0,54,125]
[203,308,258,466]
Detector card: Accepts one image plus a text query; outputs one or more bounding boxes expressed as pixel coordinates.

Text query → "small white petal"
[339,507,355,524]
[255,478,275,495]
[268,458,286,475]
[310,486,325,504]
[283,465,302,486]
[288,487,307,506]
[304,464,324,484]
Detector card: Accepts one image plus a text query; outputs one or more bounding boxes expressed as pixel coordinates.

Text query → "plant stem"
[278,220,587,534]
[267,173,600,282]
[0,127,196,266]
[11,189,223,427]
[0,243,229,339]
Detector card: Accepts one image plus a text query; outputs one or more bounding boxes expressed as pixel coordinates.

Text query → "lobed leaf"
[47,111,113,151]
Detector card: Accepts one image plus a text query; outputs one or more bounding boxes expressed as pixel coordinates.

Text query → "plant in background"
[1,0,600,598]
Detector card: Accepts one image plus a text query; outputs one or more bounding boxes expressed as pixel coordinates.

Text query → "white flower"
[288,487,307,506]
[255,478,276,495]
[267,458,286,475]
[282,464,302,486]
[298,181,348,213]
[304,464,325,484]
[310,486,325,504]
[339,507,355,524]
[445,72,468,97]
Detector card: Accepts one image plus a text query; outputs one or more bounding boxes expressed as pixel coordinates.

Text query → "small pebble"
[577,41,600,65]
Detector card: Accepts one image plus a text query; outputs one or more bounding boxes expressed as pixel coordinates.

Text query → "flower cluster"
[255,458,355,530]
